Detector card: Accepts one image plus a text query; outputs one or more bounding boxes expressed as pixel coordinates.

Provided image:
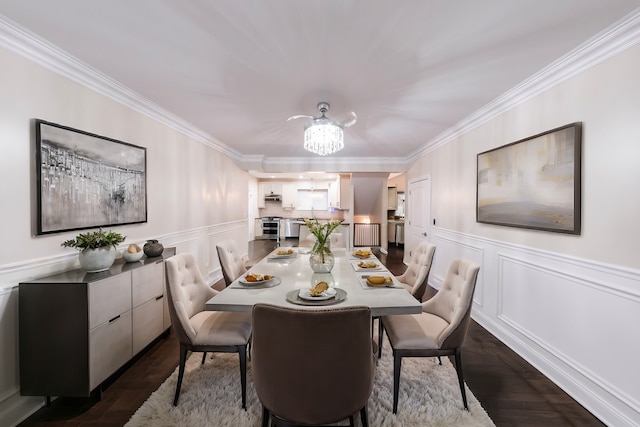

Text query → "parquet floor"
[18,239,606,426]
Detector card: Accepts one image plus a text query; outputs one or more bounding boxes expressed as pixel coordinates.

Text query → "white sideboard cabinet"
[19,248,174,400]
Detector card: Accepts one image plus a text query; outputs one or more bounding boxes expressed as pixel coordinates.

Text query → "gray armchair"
[380,258,480,414]
[165,252,252,407]
[251,304,375,426]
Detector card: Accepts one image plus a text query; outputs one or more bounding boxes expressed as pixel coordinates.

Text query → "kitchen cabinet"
[19,250,174,399]
[388,187,398,210]
[388,221,405,245]
[255,218,263,237]
[282,182,298,208]
[328,175,351,209]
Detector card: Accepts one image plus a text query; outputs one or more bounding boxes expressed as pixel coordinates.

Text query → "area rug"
[126,338,495,427]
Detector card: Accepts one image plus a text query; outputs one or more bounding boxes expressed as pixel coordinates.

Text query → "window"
[297,189,328,211]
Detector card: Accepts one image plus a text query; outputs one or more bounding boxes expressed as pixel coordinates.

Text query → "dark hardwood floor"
[19,238,606,427]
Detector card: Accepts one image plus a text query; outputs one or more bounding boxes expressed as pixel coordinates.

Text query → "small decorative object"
[305,219,342,273]
[123,243,143,263]
[61,229,126,272]
[143,239,164,257]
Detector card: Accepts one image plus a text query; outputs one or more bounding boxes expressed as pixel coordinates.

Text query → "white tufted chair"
[380,259,480,414]
[216,240,249,286]
[165,252,252,407]
[395,241,436,301]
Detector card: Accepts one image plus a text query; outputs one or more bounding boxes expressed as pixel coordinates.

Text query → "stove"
[261,217,281,240]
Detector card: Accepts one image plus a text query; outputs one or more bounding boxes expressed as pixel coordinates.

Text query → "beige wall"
[0,46,250,265]
[408,42,640,269]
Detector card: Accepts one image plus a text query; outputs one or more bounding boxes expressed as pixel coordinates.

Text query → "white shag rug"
[126,339,495,427]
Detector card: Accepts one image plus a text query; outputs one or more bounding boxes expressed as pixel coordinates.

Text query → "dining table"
[205,247,422,317]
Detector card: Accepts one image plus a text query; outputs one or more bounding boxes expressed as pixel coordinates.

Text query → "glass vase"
[309,240,335,273]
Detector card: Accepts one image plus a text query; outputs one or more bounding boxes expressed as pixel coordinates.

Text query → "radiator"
[353,223,381,247]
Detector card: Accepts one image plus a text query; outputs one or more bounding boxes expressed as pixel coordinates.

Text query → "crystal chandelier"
[304,116,344,156]
[288,102,356,156]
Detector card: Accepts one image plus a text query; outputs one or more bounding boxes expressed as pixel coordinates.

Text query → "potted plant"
[62,229,126,272]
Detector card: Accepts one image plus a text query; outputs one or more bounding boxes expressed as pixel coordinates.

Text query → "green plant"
[304,219,342,258]
[61,229,126,251]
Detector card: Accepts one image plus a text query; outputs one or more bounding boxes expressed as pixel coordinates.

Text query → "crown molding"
[2,8,640,171]
[406,7,640,165]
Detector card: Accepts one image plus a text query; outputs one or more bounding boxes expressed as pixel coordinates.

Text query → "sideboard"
[18,248,175,400]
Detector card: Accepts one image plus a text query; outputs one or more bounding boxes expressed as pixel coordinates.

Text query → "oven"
[261,217,281,240]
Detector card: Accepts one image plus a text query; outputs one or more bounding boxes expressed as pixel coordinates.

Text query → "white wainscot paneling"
[498,254,640,426]
[430,233,485,307]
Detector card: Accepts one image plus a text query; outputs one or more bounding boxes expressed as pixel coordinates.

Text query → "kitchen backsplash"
[259,202,345,221]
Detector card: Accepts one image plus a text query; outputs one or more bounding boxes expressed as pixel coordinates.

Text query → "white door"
[405,176,431,264]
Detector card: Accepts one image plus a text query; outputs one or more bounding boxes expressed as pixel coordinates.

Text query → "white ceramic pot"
[79,246,116,272]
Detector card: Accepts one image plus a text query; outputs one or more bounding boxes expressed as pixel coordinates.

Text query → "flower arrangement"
[304,219,343,258]
[61,229,126,251]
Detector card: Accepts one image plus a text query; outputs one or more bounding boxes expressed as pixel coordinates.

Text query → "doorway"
[405,175,431,264]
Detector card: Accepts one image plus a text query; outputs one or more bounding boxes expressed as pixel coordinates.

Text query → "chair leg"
[349,415,355,426]
[454,348,469,410]
[392,354,402,414]
[201,352,207,364]
[261,405,269,427]
[173,344,188,406]
[378,319,383,359]
[437,356,442,365]
[239,345,247,410]
[360,404,369,427]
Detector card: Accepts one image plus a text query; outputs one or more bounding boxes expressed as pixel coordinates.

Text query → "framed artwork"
[35,119,147,235]
[476,122,582,234]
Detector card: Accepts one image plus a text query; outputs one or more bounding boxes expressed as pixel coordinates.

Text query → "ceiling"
[1,0,639,174]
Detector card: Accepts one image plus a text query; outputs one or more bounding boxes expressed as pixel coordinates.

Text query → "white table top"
[205,247,422,317]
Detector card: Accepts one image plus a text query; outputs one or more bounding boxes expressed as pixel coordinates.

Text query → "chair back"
[397,241,435,300]
[422,258,479,349]
[165,253,217,345]
[216,240,247,286]
[251,304,374,425]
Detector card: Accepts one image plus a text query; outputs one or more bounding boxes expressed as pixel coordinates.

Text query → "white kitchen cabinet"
[19,250,173,399]
[282,182,298,208]
[328,175,351,209]
[388,186,398,210]
[328,178,340,208]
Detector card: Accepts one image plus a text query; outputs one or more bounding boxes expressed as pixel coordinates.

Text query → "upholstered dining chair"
[251,304,376,427]
[216,240,249,286]
[395,241,436,302]
[165,252,252,408]
[380,258,480,414]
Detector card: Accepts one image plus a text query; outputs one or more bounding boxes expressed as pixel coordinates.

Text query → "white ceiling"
[1,0,639,174]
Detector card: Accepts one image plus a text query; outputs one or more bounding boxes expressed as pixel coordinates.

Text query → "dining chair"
[380,258,480,414]
[395,241,436,302]
[251,304,375,427]
[165,252,252,408]
[298,225,316,250]
[216,240,249,286]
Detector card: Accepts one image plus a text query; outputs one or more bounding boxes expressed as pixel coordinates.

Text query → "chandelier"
[288,102,356,156]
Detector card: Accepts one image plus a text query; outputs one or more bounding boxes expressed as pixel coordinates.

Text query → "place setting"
[350,248,374,260]
[229,273,282,289]
[267,247,298,259]
[357,274,404,290]
[350,259,385,272]
[285,280,347,306]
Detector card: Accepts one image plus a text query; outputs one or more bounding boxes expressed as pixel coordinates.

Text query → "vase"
[309,240,335,273]
[143,239,164,257]
[79,246,116,273]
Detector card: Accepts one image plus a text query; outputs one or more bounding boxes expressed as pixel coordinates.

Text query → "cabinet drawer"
[132,261,164,308]
[89,310,132,390]
[89,274,131,329]
[132,297,164,355]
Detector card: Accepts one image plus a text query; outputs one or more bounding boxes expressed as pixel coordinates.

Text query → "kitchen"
[253,173,405,250]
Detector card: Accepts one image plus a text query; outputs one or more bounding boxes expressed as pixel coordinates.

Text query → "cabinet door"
[89,310,132,389]
[132,261,164,308]
[388,187,398,209]
[282,182,298,208]
[132,297,164,355]
[89,274,131,329]
[258,183,266,208]
[328,179,339,208]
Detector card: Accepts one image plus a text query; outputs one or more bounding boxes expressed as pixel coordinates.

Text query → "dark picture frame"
[477,122,582,234]
[35,119,147,235]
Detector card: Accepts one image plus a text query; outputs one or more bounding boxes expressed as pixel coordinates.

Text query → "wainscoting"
[430,227,640,427]
[0,220,247,427]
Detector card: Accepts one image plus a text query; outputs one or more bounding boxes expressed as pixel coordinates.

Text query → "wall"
[407,42,640,426]
[0,45,251,426]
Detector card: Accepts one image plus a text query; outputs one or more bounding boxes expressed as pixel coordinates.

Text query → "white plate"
[268,250,297,258]
[298,288,337,301]
[238,276,273,285]
[350,260,383,271]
